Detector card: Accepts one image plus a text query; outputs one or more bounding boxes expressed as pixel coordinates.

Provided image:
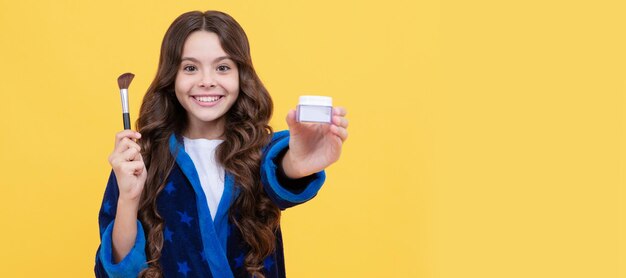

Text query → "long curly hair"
[135,10,281,278]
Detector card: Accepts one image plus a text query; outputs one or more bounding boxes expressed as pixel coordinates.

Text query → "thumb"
[285,109,298,129]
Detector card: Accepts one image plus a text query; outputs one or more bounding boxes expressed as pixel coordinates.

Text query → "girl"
[94,10,348,278]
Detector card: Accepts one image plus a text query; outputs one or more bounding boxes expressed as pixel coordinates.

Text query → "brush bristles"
[117,72,135,90]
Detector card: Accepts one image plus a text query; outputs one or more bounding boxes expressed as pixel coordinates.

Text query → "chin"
[195,113,227,123]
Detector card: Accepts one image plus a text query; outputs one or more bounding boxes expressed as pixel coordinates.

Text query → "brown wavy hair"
[135,10,281,278]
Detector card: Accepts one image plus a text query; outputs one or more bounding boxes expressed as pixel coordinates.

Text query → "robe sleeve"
[261,130,326,210]
[94,171,148,278]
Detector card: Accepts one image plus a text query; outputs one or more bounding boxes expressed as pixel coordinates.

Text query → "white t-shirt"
[183,137,225,220]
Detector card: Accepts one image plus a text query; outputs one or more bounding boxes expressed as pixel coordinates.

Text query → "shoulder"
[262,130,290,154]
[270,130,290,142]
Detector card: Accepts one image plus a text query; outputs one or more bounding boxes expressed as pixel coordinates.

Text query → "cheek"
[175,75,194,95]
[174,78,194,109]
[224,74,240,95]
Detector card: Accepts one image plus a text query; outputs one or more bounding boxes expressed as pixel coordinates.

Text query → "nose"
[198,72,217,88]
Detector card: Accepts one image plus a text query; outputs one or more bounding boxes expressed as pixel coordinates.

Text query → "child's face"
[175,31,239,134]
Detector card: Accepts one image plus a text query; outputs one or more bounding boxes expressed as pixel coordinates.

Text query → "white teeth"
[195,96,221,102]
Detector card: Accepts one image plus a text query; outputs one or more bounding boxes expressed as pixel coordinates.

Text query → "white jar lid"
[299,95,332,106]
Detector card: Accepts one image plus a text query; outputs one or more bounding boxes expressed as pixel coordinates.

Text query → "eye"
[217,65,231,72]
[183,65,197,72]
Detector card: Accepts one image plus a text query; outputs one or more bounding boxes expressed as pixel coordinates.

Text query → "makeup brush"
[117,73,135,130]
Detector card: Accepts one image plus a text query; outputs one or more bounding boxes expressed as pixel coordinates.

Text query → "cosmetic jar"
[297,95,333,123]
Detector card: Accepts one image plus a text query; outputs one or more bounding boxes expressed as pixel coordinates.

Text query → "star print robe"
[94,130,325,278]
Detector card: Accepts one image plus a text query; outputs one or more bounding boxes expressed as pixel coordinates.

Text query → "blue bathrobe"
[94,130,325,277]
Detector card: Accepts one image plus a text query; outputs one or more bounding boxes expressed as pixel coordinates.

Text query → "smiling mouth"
[193,95,223,103]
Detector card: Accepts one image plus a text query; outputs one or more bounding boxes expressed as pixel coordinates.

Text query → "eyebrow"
[180,56,233,64]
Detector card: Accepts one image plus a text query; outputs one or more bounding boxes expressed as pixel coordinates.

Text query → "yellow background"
[0,0,624,277]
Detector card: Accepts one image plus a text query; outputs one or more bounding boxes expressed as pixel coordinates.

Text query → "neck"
[184,117,226,140]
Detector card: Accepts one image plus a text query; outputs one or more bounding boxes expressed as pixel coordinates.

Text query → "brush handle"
[123,113,131,130]
[120,89,131,129]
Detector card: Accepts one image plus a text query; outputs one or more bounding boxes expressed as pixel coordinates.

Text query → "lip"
[191,95,224,107]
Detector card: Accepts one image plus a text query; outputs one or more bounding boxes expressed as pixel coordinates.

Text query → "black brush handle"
[123,113,131,130]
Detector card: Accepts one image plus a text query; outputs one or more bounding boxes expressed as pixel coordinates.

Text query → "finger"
[332,115,349,129]
[121,146,141,162]
[121,161,146,176]
[115,130,142,148]
[285,109,298,128]
[330,125,348,142]
[333,106,347,117]
[110,138,132,165]
[109,148,141,169]
[114,137,142,154]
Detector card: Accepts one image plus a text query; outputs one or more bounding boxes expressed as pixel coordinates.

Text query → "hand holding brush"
[108,72,146,263]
